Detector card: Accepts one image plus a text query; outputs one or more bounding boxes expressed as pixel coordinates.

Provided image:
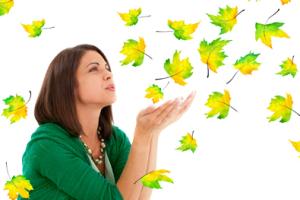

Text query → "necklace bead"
[79,125,105,168]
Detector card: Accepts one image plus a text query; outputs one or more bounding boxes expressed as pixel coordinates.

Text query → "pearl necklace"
[79,126,106,166]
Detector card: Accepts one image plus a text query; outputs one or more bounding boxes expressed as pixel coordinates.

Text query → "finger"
[150,99,176,117]
[155,98,180,124]
[176,91,196,116]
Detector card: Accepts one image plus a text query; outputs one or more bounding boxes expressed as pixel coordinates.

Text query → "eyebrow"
[86,62,100,68]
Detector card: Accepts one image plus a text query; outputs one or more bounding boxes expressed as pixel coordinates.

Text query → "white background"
[1,0,300,199]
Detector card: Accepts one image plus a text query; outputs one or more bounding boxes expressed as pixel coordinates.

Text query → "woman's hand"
[135,91,196,135]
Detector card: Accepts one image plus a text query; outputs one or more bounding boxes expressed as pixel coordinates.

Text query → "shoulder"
[110,125,130,142]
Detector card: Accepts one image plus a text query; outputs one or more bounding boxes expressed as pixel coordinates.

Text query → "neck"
[76,105,102,139]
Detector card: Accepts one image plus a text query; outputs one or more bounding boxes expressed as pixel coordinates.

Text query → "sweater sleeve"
[111,126,131,182]
[31,138,124,200]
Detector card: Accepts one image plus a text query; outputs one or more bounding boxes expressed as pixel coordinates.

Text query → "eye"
[89,67,98,72]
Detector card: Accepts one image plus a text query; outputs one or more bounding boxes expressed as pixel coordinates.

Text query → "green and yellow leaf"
[234,52,261,74]
[118,8,142,26]
[205,90,231,119]
[198,38,230,74]
[4,175,33,200]
[267,93,293,123]
[2,94,27,123]
[255,22,289,48]
[289,140,300,157]
[0,0,14,16]
[140,169,174,189]
[207,5,239,34]
[145,84,164,104]
[176,132,197,153]
[168,19,200,40]
[120,37,146,66]
[281,0,291,5]
[164,50,193,86]
[277,57,297,77]
[21,19,45,37]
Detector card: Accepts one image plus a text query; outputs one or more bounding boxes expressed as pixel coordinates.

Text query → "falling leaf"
[281,0,291,5]
[198,38,230,77]
[0,0,14,16]
[234,52,261,74]
[207,5,244,34]
[145,84,164,103]
[4,175,33,200]
[164,50,193,86]
[267,93,293,123]
[120,37,146,66]
[21,19,45,37]
[118,8,142,26]
[255,22,289,48]
[167,19,200,40]
[205,90,234,119]
[276,57,297,77]
[138,169,174,189]
[2,94,27,123]
[289,140,300,157]
[176,131,197,153]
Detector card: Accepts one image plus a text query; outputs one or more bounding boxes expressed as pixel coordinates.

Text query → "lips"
[105,84,115,90]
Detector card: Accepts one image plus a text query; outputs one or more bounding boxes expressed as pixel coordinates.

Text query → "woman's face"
[75,50,116,108]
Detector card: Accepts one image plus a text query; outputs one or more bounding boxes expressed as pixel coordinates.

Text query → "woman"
[19,44,196,200]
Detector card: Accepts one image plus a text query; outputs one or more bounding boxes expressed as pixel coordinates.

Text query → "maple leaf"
[205,90,237,119]
[2,94,28,123]
[289,140,300,157]
[145,84,164,104]
[281,0,291,5]
[4,175,33,200]
[198,37,230,78]
[276,56,297,77]
[227,52,261,84]
[207,5,244,34]
[163,50,193,86]
[118,8,142,26]
[167,19,200,40]
[267,93,297,122]
[21,19,45,37]
[120,37,149,67]
[0,0,14,16]
[176,131,197,153]
[135,169,174,189]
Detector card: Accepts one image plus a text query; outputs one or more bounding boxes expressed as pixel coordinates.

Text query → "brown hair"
[34,44,113,139]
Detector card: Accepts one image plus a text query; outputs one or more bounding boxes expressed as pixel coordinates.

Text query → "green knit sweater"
[18,122,131,200]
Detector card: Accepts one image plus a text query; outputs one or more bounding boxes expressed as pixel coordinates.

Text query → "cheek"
[77,81,105,101]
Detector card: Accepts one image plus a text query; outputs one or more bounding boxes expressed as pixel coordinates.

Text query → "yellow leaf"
[205,90,232,119]
[281,0,291,5]
[0,0,14,16]
[267,93,293,123]
[176,131,197,153]
[21,19,45,37]
[118,8,142,26]
[120,37,146,66]
[168,19,200,40]
[4,175,33,200]
[145,84,164,103]
[139,169,174,189]
[164,50,193,86]
[2,94,27,123]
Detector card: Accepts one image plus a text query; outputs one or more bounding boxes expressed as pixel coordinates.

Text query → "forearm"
[116,127,153,200]
[139,133,159,200]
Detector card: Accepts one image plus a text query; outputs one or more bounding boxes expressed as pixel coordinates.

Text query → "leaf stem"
[156,30,173,33]
[6,162,11,180]
[226,70,239,84]
[206,65,210,78]
[283,105,300,116]
[133,48,152,60]
[235,9,246,18]
[155,69,184,81]
[42,26,55,29]
[220,101,238,112]
[291,55,295,64]
[139,15,151,18]
[162,81,170,91]
[266,8,280,24]
[191,130,195,139]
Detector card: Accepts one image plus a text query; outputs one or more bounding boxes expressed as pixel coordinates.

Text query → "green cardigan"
[18,122,131,200]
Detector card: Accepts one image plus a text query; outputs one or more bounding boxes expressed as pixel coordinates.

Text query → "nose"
[104,70,113,81]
